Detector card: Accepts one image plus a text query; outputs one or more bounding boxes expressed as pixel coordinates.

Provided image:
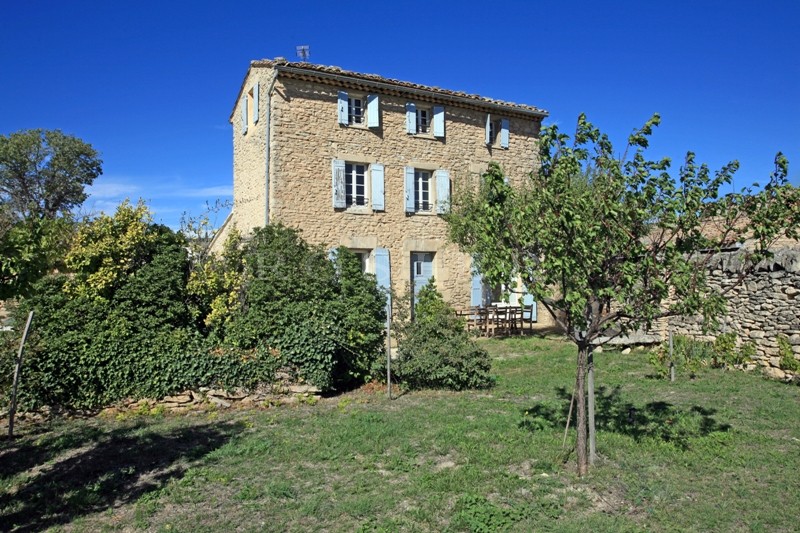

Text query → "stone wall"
[222,64,556,328]
[667,248,800,379]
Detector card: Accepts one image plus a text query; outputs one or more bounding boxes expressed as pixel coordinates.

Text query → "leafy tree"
[448,114,800,475]
[0,129,101,298]
[0,129,102,221]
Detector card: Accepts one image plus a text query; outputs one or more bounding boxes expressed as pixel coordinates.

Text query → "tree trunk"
[575,343,588,476]
[587,347,596,465]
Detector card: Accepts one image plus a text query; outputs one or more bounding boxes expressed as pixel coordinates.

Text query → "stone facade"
[216,58,555,327]
[666,247,800,379]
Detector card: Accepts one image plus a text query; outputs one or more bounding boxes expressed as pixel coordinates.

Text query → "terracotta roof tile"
[251,58,548,117]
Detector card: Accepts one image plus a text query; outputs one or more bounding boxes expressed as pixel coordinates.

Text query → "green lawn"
[2,336,799,532]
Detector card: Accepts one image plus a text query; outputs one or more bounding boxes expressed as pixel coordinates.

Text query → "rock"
[593,346,603,354]
[763,367,787,381]
[621,347,632,355]
[208,397,231,408]
[769,357,781,367]
[288,384,320,394]
[163,394,193,404]
[749,331,765,340]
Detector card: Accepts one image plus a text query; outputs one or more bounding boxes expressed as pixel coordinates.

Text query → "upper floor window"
[338,91,380,128]
[485,114,509,149]
[332,159,385,211]
[240,82,259,135]
[348,97,364,125]
[405,103,445,138]
[416,107,431,134]
[345,163,367,207]
[404,166,450,214]
[414,170,431,212]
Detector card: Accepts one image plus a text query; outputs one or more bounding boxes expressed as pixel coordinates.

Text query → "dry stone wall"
[668,248,800,379]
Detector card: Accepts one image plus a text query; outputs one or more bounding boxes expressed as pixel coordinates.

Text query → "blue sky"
[2,1,798,229]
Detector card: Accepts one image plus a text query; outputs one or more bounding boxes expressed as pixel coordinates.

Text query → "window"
[404,167,450,214]
[351,250,370,273]
[406,103,445,138]
[348,96,364,125]
[345,163,367,207]
[338,91,380,127]
[332,159,385,211]
[416,107,431,134]
[414,170,431,212]
[241,83,259,135]
[410,252,434,306]
[485,114,509,148]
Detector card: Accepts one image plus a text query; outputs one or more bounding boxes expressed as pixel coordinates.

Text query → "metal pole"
[587,348,596,465]
[669,331,675,382]
[8,311,34,438]
[386,309,392,400]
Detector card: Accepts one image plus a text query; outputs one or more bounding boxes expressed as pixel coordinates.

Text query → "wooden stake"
[562,385,576,448]
[669,331,676,382]
[8,311,34,439]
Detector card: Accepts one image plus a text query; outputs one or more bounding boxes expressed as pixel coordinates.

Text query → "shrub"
[217,226,386,391]
[777,335,800,373]
[394,280,494,390]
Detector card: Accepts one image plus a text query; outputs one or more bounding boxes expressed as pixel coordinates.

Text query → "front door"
[410,252,434,306]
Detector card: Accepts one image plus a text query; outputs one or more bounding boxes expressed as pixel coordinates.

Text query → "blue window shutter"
[252,82,259,124]
[485,114,491,144]
[367,94,380,128]
[337,91,348,125]
[471,264,483,307]
[375,248,392,315]
[405,103,416,134]
[435,169,450,214]
[433,106,445,138]
[500,118,509,149]
[332,159,346,208]
[371,163,385,211]
[522,293,537,321]
[241,96,248,135]
[404,166,415,213]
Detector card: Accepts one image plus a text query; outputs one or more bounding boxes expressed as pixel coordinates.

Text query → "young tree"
[448,114,800,475]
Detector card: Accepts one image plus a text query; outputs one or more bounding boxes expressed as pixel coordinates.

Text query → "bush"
[394,280,494,390]
[649,332,758,379]
[777,335,800,373]
[215,226,387,391]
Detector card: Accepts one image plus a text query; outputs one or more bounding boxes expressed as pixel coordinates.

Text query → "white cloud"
[86,181,140,199]
[178,185,232,198]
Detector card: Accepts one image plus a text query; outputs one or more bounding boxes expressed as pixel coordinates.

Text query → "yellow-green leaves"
[65,200,156,300]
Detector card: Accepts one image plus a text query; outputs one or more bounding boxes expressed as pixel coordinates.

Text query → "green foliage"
[649,332,758,379]
[650,335,712,378]
[449,116,800,344]
[777,335,800,372]
[186,227,245,333]
[0,216,73,299]
[0,204,279,411]
[0,129,102,220]
[394,280,494,390]
[64,200,160,300]
[216,225,386,391]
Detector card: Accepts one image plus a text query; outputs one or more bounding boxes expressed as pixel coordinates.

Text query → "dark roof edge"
[230,59,548,122]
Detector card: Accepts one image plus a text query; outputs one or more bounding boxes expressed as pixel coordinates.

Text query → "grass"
[2,336,799,531]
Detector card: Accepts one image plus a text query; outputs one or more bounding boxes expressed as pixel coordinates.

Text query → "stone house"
[214,57,555,326]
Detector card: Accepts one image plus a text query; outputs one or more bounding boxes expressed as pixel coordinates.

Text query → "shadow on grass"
[0,420,243,532]
[519,385,730,450]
